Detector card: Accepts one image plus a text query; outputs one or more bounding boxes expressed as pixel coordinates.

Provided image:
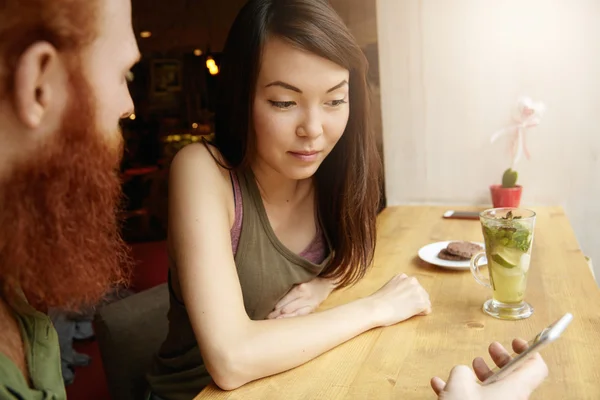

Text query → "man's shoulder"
[0,382,65,399]
[0,300,66,400]
[0,352,39,400]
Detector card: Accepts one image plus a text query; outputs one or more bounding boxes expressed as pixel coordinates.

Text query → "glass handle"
[470,252,491,288]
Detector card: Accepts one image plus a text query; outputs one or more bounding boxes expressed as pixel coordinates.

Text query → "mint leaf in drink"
[513,230,532,252]
[482,220,532,253]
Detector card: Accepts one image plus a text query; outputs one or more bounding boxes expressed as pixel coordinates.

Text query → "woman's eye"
[268,100,296,109]
[327,99,348,107]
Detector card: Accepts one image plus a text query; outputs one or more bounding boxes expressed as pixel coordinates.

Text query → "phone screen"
[482,313,573,385]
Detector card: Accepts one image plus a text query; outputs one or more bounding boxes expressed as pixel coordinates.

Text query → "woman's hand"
[267,277,337,319]
[367,273,432,327]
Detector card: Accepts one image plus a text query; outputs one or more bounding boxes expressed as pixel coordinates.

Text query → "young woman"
[146,0,431,398]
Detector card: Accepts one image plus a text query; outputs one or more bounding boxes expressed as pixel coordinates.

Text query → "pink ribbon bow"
[491,97,545,168]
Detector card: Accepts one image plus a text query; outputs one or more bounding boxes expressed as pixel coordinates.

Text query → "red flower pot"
[490,184,522,208]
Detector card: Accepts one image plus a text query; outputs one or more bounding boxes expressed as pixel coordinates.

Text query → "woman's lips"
[288,151,320,162]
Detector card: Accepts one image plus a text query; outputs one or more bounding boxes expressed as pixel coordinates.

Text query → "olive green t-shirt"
[0,298,65,400]
[147,168,332,400]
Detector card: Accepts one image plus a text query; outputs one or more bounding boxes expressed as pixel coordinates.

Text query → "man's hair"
[0,0,99,94]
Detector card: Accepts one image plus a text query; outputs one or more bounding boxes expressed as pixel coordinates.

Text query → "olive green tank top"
[146,168,332,400]
[0,295,66,400]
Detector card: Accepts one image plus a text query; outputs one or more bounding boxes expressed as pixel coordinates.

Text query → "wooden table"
[197,206,600,399]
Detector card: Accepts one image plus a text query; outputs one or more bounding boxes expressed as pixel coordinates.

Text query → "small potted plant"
[490,168,522,208]
[489,96,545,208]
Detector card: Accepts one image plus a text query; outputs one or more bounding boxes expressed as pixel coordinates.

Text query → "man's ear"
[13,41,64,129]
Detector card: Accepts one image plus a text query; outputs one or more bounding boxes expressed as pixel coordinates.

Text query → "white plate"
[417,241,486,270]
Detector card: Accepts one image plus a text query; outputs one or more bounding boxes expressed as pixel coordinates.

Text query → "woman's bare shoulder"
[170,142,232,186]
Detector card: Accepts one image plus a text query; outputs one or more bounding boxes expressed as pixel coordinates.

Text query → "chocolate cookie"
[438,248,469,261]
[446,241,483,259]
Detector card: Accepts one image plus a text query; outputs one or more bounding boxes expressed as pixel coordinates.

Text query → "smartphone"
[482,313,573,385]
[443,210,481,220]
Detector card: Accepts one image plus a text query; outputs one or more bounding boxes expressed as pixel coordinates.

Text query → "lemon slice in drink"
[491,247,523,269]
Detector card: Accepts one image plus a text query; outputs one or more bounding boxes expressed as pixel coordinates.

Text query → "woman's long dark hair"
[214,0,382,288]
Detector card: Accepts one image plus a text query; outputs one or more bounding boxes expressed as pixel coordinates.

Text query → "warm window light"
[140,31,152,38]
[192,122,199,129]
[129,113,136,120]
[206,56,216,69]
[194,49,203,56]
[209,65,219,75]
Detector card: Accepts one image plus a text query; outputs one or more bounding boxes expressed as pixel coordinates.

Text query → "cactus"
[502,168,518,188]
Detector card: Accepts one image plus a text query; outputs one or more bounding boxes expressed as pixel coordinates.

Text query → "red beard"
[0,70,132,311]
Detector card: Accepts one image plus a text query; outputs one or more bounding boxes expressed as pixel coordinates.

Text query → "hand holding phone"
[482,312,573,385]
[432,336,551,399]
[431,316,567,399]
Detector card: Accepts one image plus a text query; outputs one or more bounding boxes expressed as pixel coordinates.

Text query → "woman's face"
[252,37,350,180]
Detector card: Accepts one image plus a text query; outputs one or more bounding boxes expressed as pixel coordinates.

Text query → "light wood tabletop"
[196,206,600,400]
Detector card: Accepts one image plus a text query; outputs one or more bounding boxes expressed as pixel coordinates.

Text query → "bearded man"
[0,0,140,397]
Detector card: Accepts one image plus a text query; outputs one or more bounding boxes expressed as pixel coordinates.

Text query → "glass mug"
[470,208,536,320]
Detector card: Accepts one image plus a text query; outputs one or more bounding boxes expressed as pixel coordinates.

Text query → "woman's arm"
[170,144,431,390]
